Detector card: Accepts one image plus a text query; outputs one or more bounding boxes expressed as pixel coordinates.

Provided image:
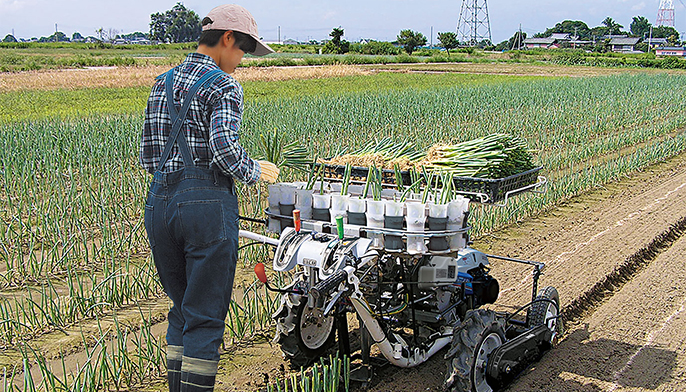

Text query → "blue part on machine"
[454,271,474,294]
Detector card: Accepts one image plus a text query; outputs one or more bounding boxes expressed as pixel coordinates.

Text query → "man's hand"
[257,160,280,183]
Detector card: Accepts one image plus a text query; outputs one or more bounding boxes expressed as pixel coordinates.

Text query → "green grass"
[0,72,542,122]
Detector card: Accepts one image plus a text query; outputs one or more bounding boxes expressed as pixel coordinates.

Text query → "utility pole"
[430,26,433,48]
[55,23,58,42]
[278,26,281,44]
[648,25,653,53]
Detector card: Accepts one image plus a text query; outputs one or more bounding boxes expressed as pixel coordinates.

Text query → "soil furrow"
[562,215,686,323]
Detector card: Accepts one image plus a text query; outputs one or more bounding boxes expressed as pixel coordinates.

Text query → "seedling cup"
[427,202,449,251]
[366,200,385,248]
[295,189,313,220]
[347,197,367,226]
[384,200,404,251]
[405,202,427,254]
[330,194,350,223]
[312,193,331,222]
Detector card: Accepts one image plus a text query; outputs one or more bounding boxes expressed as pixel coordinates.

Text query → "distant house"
[550,33,572,41]
[131,38,151,45]
[609,37,640,53]
[523,37,559,49]
[646,37,669,49]
[282,38,299,45]
[655,47,686,57]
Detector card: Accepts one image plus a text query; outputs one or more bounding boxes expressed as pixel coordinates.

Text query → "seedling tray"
[315,163,543,204]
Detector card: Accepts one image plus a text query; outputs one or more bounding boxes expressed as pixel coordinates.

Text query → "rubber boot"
[167,345,183,392]
[180,356,218,392]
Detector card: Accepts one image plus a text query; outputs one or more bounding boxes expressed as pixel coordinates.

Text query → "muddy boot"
[167,345,183,392]
[180,356,218,392]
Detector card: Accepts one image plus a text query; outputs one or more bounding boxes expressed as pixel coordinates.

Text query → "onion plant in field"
[1,72,686,390]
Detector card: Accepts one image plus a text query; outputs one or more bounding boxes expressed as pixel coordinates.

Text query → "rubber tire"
[526,286,563,342]
[444,309,504,392]
[276,298,337,368]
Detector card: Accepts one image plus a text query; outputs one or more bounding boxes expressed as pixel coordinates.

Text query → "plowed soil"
[211,151,686,392]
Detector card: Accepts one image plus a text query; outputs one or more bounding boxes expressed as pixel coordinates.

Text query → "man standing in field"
[139,4,279,392]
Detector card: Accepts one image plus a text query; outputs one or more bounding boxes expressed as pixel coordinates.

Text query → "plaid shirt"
[140,53,260,185]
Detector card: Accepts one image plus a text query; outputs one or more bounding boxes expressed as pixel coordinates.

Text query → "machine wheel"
[444,309,505,392]
[274,294,337,368]
[526,286,563,343]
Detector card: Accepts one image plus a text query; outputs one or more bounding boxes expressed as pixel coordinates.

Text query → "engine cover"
[273,228,374,280]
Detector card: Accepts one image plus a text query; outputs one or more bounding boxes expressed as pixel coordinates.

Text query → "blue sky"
[1,0,684,43]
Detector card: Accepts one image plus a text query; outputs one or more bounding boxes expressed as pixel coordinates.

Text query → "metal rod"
[486,253,545,269]
[238,230,280,246]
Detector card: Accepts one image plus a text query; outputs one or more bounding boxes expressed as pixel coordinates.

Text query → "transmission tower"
[456,0,492,46]
[657,0,675,27]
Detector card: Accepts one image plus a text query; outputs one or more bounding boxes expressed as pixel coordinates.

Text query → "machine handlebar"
[310,269,348,305]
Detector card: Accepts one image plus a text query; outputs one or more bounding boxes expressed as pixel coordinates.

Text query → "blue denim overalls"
[144,69,238,391]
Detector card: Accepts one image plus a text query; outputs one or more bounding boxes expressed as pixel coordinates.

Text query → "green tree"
[72,32,84,41]
[2,34,17,43]
[538,20,591,40]
[602,17,624,36]
[653,25,680,44]
[39,31,69,43]
[630,16,650,37]
[437,32,459,55]
[322,27,349,54]
[397,29,427,55]
[150,2,201,43]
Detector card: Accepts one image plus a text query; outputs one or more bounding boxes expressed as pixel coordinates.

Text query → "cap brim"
[250,39,274,56]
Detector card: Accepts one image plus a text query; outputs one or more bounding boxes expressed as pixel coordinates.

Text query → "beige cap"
[202,4,274,56]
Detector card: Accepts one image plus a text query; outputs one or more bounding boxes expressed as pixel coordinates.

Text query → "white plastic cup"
[407,234,427,254]
[295,189,313,220]
[267,184,282,211]
[406,218,425,232]
[331,194,350,211]
[279,184,296,205]
[366,200,385,217]
[330,194,350,223]
[312,193,331,209]
[447,222,467,250]
[384,200,403,217]
[406,202,426,220]
[448,197,469,226]
[348,197,366,213]
[428,202,449,218]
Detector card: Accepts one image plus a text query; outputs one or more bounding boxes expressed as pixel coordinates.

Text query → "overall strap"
[156,68,224,172]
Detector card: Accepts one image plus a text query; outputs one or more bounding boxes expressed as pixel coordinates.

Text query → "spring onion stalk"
[341,163,352,195]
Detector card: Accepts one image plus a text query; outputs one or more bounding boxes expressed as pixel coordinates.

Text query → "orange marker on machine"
[293,209,301,233]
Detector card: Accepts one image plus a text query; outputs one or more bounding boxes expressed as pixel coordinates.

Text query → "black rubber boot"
[167,345,183,392]
[180,356,218,392]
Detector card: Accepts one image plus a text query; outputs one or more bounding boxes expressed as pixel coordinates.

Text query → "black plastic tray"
[315,163,543,203]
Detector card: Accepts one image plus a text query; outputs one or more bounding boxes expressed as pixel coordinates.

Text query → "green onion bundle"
[426,133,535,179]
[259,129,310,171]
[350,137,425,162]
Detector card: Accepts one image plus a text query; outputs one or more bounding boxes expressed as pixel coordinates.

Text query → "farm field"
[1,61,686,391]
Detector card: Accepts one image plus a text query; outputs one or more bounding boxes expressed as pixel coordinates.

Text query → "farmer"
[139,4,279,392]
